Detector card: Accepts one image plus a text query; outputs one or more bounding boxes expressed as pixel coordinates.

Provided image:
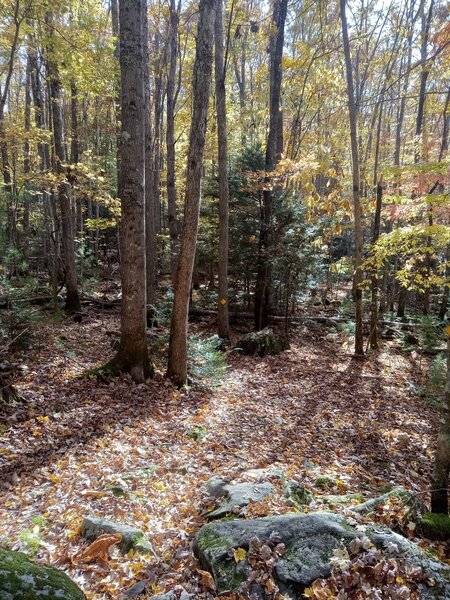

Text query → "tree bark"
[215,0,231,340]
[254,0,288,331]
[46,12,81,314]
[113,0,152,382]
[340,0,364,356]
[22,53,32,258]
[143,0,158,311]
[431,337,450,514]
[166,0,181,283]
[167,0,216,387]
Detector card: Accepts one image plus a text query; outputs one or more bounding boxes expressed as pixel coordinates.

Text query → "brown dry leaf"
[73,532,122,565]
[196,568,216,591]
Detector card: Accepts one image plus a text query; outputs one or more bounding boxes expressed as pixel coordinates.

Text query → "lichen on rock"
[0,546,86,600]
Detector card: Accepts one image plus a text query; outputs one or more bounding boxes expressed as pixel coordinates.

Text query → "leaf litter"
[0,309,446,598]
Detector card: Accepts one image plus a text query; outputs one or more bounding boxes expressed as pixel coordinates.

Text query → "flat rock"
[193,512,450,598]
[0,546,86,600]
[206,478,275,519]
[81,516,155,555]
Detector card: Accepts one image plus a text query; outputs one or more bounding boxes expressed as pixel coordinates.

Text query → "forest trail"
[0,309,439,598]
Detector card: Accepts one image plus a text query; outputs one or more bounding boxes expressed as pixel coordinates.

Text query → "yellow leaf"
[154,482,165,491]
[303,588,314,598]
[233,547,247,562]
[127,548,135,559]
[396,576,405,584]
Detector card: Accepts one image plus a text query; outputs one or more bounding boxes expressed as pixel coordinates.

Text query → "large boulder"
[0,546,86,600]
[81,517,155,555]
[193,512,450,598]
[235,328,289,357]
[206,477,275,519]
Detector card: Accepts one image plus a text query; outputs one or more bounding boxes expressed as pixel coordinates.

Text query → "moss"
[319,493,364,506]
[195,527,248,593]
[314,476,336,490]
[215,560,248,593]
[196,527,230,555]
[132,534,155,555]
[0,547,86,599]
[340,519,359,533]
[420,512,450,541]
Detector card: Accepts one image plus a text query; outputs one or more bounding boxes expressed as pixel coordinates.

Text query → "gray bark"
[215,0,230,339]
[46,12,81,314]
[114,0,151,381]
[167,0,216,386]
[340,0,364,356]
[254,0,288,331]
[166,0,181,283]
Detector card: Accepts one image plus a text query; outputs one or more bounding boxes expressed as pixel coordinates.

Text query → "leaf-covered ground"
[0,308,444,598]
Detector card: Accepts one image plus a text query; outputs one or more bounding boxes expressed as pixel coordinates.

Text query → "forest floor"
[0,305,446,599]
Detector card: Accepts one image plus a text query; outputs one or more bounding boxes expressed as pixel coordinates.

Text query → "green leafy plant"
[419,352,447,406]
[188,335,228,385]
[415,315,443,350]
[17,517,47,556]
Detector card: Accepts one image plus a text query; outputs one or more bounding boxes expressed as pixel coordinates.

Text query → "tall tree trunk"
[254,0,288,331]
[431,336,450,514]
[46,12,81,314]
[369,100,384,350]
[167,0,216,387]
[113,0,152,382]
[340,0,364,356]
[416,0,435,313]
[166,0,181,283]
[215,0,230,340]
[22,54,32,259]
[143,0,158,311]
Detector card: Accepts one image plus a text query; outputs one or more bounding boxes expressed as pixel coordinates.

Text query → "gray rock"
[193,512,450,597]
[147,591,190,600]
[283,479,313,509]
[0,546,86,599]
[353,487,426,517]
[235,328,289,357]
[81,517,155,555]
[206,479,275,519]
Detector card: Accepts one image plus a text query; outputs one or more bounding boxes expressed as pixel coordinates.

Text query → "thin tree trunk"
[340,0,364,356]
[46,12,81,314]
[22,53,32,259]
[166,0,181,283]
[215,0,230,340]
[167,0,216,387]
[431,336,450,514]
[143,0,158,311]
[113,0,152,382]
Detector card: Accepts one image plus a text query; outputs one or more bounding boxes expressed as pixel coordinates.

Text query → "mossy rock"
[283,479,314,509]
[419,513,450,541]
[0,546,86,600]
[193,512,450,597]
[353,487,426,518]
[235,328,289,357]
[314,476,337,491]
[81,516,155,555]
[318,492,365,507]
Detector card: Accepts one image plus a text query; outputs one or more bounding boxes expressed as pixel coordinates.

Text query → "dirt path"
[0,310,439,598]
